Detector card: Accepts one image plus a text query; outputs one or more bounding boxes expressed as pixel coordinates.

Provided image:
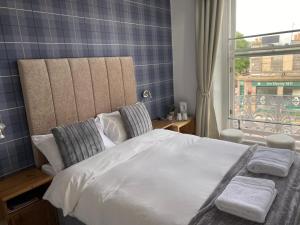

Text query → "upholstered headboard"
[18,57,137,167]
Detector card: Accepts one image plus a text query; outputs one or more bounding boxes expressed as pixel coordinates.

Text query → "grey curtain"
[195,0,224,138]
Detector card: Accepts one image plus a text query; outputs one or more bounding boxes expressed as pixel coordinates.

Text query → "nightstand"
[152,118,195,134]
[0,168,58,225]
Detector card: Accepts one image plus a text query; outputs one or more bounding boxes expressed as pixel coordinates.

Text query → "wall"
[0,0,173,176]
[171,0,197,115]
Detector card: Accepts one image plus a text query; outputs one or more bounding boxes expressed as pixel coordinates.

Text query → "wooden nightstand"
[152,118,195,134]
[0,168,58,225]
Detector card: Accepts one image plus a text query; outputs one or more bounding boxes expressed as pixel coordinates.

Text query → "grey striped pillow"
[51,118,104,168]
[119,102,153,138]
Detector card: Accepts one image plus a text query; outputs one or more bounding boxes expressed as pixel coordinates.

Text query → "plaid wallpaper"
[0,0,173,176]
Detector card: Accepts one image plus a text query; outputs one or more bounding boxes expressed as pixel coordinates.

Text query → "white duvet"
[44,129,249,225]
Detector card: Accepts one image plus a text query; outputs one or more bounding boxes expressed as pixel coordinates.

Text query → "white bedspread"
[44,129,249,225]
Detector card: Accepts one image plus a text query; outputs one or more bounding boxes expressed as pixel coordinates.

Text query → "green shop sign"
[252,81,300,87]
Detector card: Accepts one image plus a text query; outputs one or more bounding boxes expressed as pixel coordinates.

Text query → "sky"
[236,0,300,36]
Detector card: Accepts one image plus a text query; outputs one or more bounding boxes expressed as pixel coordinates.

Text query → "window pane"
[235,54,300,77]
[233,32,300,51]
[236,0,300,36]
[233,54,300,129]
[232,0,300,139]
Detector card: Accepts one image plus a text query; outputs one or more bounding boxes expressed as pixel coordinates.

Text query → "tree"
[235,32,250,75]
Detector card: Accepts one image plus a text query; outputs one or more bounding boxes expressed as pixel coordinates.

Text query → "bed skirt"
[57,210,86,225]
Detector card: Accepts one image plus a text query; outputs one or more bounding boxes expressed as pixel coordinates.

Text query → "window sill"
[241,133,300,152]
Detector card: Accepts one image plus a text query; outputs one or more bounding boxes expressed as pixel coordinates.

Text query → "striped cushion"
[119,102,153,138]
[51,118,104,168]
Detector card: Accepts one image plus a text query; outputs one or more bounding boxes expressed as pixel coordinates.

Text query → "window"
[229,0,300,141]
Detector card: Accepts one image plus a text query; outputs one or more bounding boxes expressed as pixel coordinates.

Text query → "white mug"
[177,113,182,121]
[179,101,188,113]
[182,112,188,120]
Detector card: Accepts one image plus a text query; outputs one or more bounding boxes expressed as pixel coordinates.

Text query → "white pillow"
[41,163,57,176]
[32,134,64,174]
[94,117,116,148]
[96,111,128,144]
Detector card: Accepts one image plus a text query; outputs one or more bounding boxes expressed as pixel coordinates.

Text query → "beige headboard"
[18,57,137,167]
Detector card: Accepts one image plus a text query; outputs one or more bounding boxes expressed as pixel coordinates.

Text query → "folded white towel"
[247,146,295,177]
[215,176,277,223]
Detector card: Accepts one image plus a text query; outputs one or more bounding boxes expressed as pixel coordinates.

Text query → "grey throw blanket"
[189,145,300,225]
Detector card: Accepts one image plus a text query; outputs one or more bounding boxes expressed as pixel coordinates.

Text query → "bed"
[17,57,300,225]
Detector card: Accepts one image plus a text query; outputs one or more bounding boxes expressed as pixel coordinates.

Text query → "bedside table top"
[152,118,193,129]
[152,120,173,129]
[171,119,193,128]
[0,168,52,202]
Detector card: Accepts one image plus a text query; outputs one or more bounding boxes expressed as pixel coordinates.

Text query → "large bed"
[17,57,300,225]
[44,130,248,225]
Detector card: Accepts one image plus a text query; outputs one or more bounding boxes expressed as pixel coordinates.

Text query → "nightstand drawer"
[8,200,57,225]
[6,183,49,215]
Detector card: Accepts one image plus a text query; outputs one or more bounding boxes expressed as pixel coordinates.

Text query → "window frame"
[228,0,300,143]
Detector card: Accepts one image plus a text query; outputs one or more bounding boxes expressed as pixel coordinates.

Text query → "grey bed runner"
[189,145,300,225]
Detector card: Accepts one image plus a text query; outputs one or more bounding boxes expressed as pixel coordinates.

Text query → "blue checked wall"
[0,0,173,176]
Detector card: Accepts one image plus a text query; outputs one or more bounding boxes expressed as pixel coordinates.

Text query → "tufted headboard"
[18,57,137,167]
